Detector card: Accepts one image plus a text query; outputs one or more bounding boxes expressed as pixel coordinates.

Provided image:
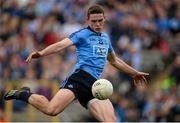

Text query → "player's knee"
[45,107,59,116]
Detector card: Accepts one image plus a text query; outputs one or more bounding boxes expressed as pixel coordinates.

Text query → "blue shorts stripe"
[60,78,68,88]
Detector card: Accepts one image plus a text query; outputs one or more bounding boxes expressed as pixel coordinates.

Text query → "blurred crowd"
[0,0,179,122]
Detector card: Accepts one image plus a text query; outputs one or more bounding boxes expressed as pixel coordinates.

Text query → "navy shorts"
[60,69,97,109]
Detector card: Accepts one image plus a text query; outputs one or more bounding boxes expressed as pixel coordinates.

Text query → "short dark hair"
[87,5,104,19]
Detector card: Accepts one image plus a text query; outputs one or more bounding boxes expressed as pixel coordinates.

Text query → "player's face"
[88,13,105,33]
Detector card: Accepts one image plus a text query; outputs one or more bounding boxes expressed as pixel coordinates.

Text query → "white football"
[92,79,113,100]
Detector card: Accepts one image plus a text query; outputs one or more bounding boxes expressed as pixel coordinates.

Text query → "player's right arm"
[26,38,73,63]
[107,51,149,86]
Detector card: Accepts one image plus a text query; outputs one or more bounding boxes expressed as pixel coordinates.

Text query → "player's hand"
[133,72,149,87]
[26,51,42,63]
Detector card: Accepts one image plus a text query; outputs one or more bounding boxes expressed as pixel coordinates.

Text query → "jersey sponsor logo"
[93,45,108,57]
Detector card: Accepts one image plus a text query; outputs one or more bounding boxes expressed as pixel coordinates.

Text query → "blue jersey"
[69,26,113,79]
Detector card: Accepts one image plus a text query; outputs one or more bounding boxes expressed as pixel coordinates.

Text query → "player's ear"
[103,16,106,22]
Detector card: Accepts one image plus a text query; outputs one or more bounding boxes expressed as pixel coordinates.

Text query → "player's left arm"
[107,51,149,86]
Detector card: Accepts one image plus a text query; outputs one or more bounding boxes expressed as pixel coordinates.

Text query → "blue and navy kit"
[60,26,114,108]
[70,26,113,79]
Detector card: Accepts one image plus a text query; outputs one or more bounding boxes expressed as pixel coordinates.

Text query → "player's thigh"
[49,89,75,112]
[88,99,116,121]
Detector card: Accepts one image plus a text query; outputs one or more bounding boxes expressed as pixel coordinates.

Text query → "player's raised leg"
[29,89,75,116]
[88,99,116,122]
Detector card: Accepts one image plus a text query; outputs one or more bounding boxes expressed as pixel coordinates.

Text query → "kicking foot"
[4,87,31,100]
